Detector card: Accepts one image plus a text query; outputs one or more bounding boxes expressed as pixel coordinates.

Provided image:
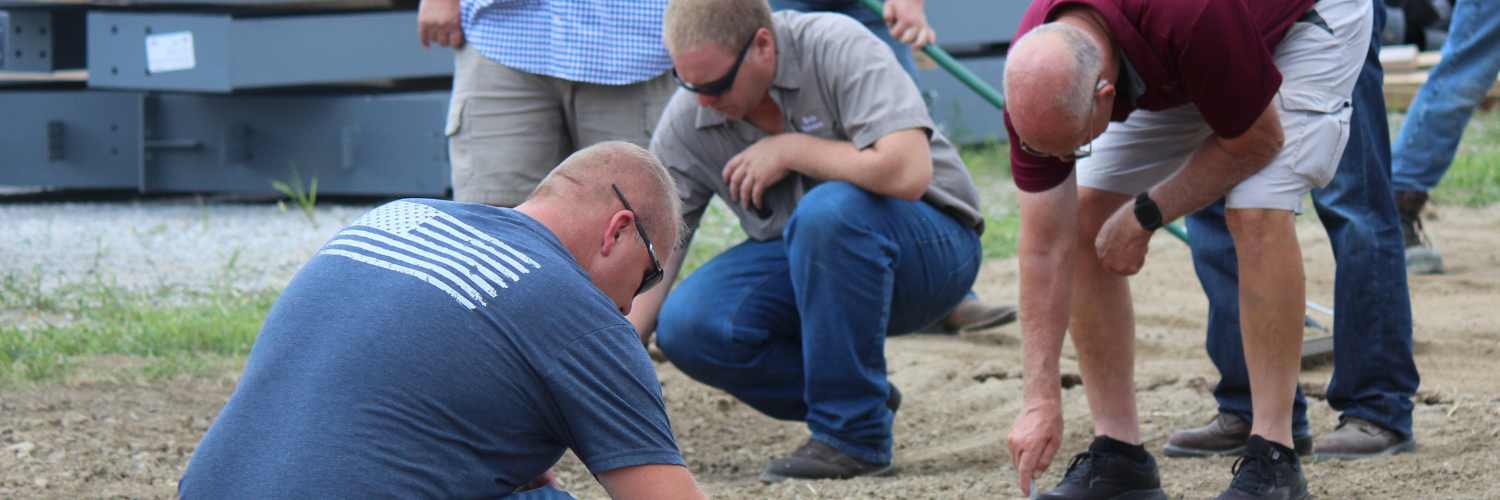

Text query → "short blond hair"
[530,142,685,249]
[663,0,773,55]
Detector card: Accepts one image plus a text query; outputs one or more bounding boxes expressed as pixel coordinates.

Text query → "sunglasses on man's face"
[611,184,665,297]
[672,32,757,97]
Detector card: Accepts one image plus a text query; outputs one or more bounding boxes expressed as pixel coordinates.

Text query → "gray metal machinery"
[1,0,452,197]
[0,0,1026,197]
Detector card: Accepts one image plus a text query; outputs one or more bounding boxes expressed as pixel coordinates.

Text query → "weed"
[272,163,320,228]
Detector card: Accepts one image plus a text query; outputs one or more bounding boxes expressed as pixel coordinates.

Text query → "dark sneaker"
[1038,437,1167,500]
[1216,435,1309,500]
[925,299,1019,334]
[887,384,902,413]
[1395,190,1444,274]
[759,439,896,483]
[1164,412,1312,458]
[1312,416,1416,462]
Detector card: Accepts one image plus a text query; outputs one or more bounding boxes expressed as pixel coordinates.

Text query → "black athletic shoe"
[1216,435,1310,500]
[1039,437,1168,500]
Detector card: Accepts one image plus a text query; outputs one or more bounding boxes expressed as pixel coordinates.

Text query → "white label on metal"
[145,31,196,74]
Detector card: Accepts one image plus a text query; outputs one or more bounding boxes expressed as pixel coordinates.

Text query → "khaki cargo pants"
[446,46,675,206]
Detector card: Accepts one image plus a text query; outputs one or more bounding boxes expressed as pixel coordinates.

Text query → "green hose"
[856,0,1006,110]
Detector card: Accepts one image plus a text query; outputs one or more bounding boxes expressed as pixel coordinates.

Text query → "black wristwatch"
[1134,192,1164,231]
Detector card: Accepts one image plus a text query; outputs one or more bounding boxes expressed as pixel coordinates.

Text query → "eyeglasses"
[672,31,758,97]
[1019,78,1108,161]
[611,184,665,297]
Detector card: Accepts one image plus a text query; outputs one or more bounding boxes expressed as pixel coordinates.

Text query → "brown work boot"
[1164,412,1311,458]
[931,299,1018,333]
[759,439,896,483]
[1312,416,1416,462]
[1395,190,1444,274]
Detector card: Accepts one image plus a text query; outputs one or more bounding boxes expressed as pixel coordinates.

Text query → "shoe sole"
[758,463,898,483]
[1107,490,1168,500]
[1164,435,1313,458]
[960,308,1018,332]
[1312,439,1417,462]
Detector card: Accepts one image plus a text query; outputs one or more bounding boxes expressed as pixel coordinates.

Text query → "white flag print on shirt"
[318,201,542,310]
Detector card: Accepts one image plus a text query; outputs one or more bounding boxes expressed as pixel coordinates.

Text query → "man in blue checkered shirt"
[418,0,676,208]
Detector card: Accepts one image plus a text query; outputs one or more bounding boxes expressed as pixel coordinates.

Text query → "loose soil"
[2,205,1498,499]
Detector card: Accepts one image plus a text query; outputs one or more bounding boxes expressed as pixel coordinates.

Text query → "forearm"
[598,464,706,500]
[1016,183,1079,404]
[783,130,933,201]
[1150,104,1284,221]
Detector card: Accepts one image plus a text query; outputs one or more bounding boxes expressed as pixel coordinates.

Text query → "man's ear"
[599,210,635,258]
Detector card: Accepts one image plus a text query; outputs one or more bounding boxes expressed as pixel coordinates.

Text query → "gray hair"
[530,142,686,249]
[663,0,773,55]
[1005,22,1105,130]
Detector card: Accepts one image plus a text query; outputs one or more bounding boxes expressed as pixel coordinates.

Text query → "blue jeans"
[1391,0,1500,193]
[768,0,919,81]
[656,182,980,463]
[1186,5,1419,439]
[509,486,576,499]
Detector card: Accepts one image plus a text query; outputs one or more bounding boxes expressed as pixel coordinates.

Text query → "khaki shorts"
[1077,0,1372,213]
[446,46,675,206]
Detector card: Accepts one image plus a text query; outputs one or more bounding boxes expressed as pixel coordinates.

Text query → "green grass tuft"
[1427,111,1500,207]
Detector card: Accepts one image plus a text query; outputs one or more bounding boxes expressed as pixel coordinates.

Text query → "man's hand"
[883,0,936,49]
[1008,399,1064,496]
[1095,201,1154,276]
[723,134,800,210]
[418,0,465,49]
[514,468,557,493]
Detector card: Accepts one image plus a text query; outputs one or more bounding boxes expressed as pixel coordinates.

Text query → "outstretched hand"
[1008,399,1063,496]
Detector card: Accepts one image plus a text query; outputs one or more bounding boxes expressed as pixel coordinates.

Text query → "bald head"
[529,142,684,250]
[1004,22,1106,154]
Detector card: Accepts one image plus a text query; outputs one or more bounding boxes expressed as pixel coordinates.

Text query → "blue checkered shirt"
[460,0,673,85]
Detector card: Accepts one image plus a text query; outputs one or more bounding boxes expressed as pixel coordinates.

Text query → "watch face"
[1134,196,1163,230]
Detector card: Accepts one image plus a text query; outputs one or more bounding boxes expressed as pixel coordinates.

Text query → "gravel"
[0,198,378,295]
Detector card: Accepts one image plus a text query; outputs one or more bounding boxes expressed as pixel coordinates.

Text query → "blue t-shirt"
[180,199,683,499]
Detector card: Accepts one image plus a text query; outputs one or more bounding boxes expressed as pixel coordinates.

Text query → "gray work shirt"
[649,11,984,242]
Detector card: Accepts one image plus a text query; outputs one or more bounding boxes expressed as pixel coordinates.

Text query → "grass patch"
[0,280,276,387]
[1427,111,1500,207]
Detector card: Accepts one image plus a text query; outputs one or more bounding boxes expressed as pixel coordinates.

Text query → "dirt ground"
[2,205,1498,499]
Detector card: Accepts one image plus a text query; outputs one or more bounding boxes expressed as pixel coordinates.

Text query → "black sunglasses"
[611,184,665,297]
[671,31,757,96]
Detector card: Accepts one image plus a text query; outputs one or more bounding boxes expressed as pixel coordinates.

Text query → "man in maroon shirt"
[1000,0,1371,499]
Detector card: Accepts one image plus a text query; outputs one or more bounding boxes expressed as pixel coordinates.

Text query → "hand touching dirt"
[418,0,465,49]
[1008,399,1063,496]
[883,0,936,49]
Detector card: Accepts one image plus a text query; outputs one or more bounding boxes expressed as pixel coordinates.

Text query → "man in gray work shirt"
[627,0,985,481]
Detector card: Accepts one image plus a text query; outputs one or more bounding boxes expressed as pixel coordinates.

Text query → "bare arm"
[1006,173,1078,494]
[628,236,691,347]
[597,464,707,500]
[722,128,934,210]
[417,0,465,48]
[1094,103,1284,275]
[1152,103,1284,220]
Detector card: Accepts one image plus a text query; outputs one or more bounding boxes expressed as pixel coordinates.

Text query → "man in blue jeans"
[1390,0,1500,275]
[631,0,985,481]
[1169,4,1421,462]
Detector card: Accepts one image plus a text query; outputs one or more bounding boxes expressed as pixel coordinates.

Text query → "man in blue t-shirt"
[180,142,705,500]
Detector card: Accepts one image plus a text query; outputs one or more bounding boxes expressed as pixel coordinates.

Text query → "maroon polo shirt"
[1004,0,1316,193]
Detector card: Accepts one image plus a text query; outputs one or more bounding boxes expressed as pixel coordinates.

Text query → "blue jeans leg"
[767,0,919,81]
[1187,5,1418,439]
[655,182,980,464]
[508,486,578,500]
[1391,0,1500,193]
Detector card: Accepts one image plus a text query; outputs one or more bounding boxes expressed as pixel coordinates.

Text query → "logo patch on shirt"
[318,201,543,310]
[799,114,826,132]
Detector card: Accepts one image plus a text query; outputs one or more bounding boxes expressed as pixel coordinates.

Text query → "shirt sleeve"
[1176,1,1281,139]
[542,325,684,475]
[1004,110,1074,193]
[814,16,934,149]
